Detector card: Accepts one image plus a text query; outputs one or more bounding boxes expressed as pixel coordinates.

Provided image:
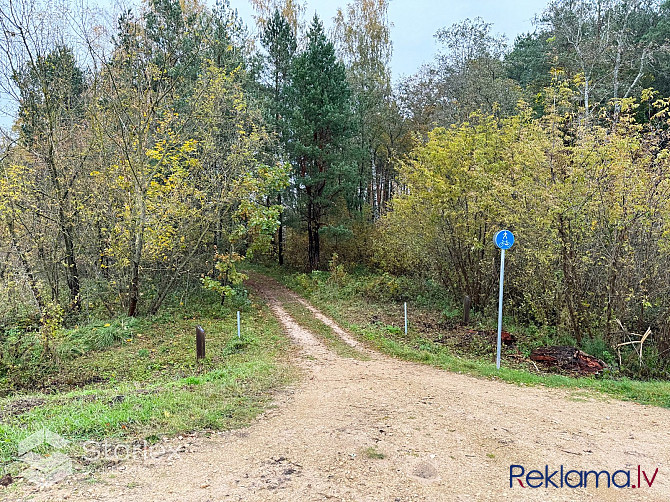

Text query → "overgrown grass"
[250,264,670,409]
[0,288,295,467]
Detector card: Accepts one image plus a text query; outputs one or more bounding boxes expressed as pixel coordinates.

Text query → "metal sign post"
[494,230,514,369]
[404,302,408,335]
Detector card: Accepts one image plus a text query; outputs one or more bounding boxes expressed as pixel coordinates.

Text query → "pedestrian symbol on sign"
[494,230,514,250]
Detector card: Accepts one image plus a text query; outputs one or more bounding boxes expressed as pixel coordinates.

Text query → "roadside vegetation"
[253,264,670,409]
[0,288,294,467]
[279,297,368,360]
[2,0,670,486]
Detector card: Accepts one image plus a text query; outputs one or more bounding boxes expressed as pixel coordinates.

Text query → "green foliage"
[581,337,616,367]
[202,252,248,301]
[505,31,553,115]
[327,253,348,287]
[377,91,670,359]
[508,0,670,115]
[284,15,357,269]
[14,45,85,145]
[60,317,140,354]
[270,266,670,407]
[260,8,297,133]
[333,0,396,216]
[375,112,530,308]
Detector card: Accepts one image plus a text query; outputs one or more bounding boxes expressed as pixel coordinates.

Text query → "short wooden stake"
[196,325,205,360]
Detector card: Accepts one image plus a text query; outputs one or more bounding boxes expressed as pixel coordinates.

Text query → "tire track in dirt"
[247,273,336,362]
[246,272,370,357]
[10,273,670,502]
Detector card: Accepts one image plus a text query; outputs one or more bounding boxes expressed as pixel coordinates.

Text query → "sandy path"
[11,274,670,501]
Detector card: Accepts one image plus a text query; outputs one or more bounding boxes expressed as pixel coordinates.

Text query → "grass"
[249,264,670,409]
[363,446,385,459]
[280,299,368,360]
[344,306,670,408]
[0,288,295,469]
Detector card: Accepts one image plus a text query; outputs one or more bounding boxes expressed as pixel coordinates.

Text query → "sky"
[229,0,550,79]
[0,0,550,131]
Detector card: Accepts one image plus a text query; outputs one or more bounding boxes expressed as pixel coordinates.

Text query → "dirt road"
[13,275,670,501]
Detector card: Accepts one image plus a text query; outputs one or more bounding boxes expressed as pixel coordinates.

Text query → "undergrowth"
[249,263,670,409]
[0,288,294,468]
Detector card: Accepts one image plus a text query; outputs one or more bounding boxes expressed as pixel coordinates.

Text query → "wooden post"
[196,326,205,360]
[463,295,471,325]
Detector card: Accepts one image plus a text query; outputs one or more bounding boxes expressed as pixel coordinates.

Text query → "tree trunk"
[307,200,320,270]
[128,194,147,317]
[128,259,140,317]
[557,215,584,343]
[310,223,320,270]
[7,216,44,313]
[371,147,379,220]
[46,132,81,311]
[277,192,284,266]
[61,216,80,311]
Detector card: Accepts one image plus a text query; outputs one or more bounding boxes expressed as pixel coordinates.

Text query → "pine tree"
[286,15,355,270]
[261,9,297,265]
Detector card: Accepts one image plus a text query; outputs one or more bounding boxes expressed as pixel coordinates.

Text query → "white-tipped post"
[404,302,408,335]
[237,311,241,339]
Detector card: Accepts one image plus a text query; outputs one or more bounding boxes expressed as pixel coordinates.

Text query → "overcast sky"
[0,0,550,130]
[230,0,550,79]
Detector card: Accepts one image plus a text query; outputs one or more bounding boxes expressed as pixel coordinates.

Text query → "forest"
[1,0,670,384]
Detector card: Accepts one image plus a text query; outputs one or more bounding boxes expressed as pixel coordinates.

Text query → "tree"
[376,112,536,308]
[249,0,305,36]
[261,9,297,134]
[89,0,220,316]
[377,76,670,364]
[0,0,289,327]
[285,16,355,270]
[508,0,670,117]
[90,0,285,316]
[334,0,396,218]
[505,31,554,115]
[399,18,521,131]
[0,0,90,313]
[259,9,297,265]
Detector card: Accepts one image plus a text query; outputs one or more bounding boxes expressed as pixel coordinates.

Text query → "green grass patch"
[280,300,368,360]
[363,446,385,459]
[0,290,295,467]
[250,265,670,409]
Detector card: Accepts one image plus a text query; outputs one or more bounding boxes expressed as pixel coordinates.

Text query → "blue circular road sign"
[494,230,514,250]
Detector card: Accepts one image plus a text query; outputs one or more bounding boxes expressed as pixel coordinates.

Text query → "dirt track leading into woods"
[9,274,670,501]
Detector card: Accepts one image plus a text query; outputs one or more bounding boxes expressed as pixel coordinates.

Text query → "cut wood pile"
[530,346,607,375]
